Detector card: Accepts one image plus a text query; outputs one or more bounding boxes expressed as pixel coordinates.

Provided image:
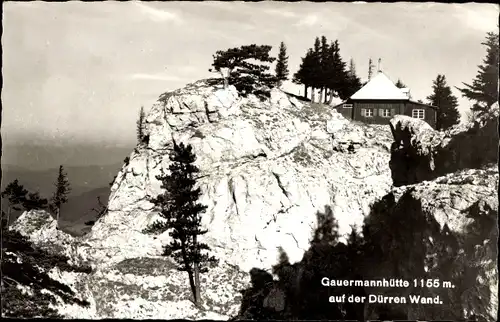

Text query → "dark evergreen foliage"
[275,41,289,86]
[292,48,315,99]
[143,142,218,307]
[1,219,91,318]
[426,74,460,130]
[210,44,278,99]
[458,31,499,114]
[293,36,360,103]
[137,106,146,144]
[346,58,363,98]
[23,191,49,211]
[1,179,29,226]
[50,165,71,228]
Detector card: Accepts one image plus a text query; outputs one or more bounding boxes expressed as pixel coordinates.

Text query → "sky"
[2,1,498,147]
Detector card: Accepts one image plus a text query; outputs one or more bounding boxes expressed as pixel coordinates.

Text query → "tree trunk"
[311,88,316,103]
[181,240,198,305]
[194,262,201,307]
[187,268,197,305]
[328,89,335,105]
[303,85,308,99]
[6,206,11,227]
[56,207,60,229]
[193,225,202,307]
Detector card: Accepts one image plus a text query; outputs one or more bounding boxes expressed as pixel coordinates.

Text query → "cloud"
[133,2,181,23]
[129,73,183,82]
[264,8,297,18]
[453,5,499,33]
[295,14,320,27]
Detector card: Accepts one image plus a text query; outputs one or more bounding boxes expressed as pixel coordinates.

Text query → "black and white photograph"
[1,1,498,320]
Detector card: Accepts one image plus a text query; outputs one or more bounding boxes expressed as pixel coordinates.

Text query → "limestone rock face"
[389,103,498,186]
[12,80,394,318]
[88,81,394,272]
[10,80,497,320]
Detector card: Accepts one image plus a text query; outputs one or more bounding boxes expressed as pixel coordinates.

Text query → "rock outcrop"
[389,103,498,186]
[85,81,394,272]
[11,80,394,318]
[10,80,498,320]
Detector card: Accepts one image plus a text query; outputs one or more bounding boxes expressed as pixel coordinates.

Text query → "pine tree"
[275,41,289,87]
[427,74,461,130]
[395,79,407,89]
[50,165,71,228]
[137,106,146,144]
[348,59,356,78]
[458,31,499,114]
[210,44,277,98]
[1,179,28,227]
[343,58,362,100]
[144,142,218,307]
[310,37,322,103]
[327,40,350,102]
[293,48,315,99]
[319,36,330,103]
[23,192,48,212]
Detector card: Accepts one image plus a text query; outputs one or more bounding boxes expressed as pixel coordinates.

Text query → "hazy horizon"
[2,2,499,148]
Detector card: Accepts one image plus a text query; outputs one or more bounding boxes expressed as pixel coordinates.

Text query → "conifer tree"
[1,179,28,226]
[427,74,460,130]
[137,106,146,144]
[210,44,277,98]
[293,48,315,99]
[50,165,71,228]
[144,142,218,307]
[458,31,499,114]
[310,37,322,103]
[275,41,289,87]
[319,36,330,103]
[327,40,350,102]
[343,58,362,100]
[23,192,49,212]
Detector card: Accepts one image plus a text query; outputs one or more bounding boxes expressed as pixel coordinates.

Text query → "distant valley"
[2,143,131,234]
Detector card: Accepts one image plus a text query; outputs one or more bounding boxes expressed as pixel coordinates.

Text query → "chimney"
[378,58,382,72]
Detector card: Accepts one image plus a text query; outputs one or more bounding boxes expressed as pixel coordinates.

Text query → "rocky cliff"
[84,81,394,272]
[9,80,498,320]
[389,102,498,186]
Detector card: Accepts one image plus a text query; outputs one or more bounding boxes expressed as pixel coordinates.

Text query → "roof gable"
[351,71,409,100]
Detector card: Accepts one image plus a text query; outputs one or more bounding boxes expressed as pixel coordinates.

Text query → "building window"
[343,103,353,109]
[363,109,374,117]
[412,109,425,119]
[380,109,391,118]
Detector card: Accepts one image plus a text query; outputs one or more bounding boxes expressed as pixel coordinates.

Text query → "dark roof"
[408,100,438,110]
